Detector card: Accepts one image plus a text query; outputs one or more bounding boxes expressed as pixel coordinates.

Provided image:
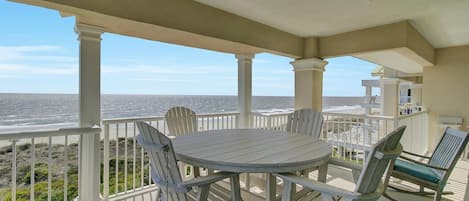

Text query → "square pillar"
[290,58,328,111]
[75,22,103,201]
[380,78,400,116]
[236,54,254,128]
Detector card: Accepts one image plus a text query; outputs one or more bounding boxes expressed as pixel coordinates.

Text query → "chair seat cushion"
[393,159,441,183]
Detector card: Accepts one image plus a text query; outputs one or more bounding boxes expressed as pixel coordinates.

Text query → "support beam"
[236,54,254,128]
[75,22,103,201]
[290,58,328,111]
[380,78,400,116]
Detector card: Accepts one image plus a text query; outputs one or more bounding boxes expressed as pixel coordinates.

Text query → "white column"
[236,54,254,128]
[290,58,328,111]
[380,78,400,116]
[365,85,372,114]
[75,22,103,201]
[411,84,423,105]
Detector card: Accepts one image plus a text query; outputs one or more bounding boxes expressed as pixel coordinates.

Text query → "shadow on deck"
[113,160,468,201]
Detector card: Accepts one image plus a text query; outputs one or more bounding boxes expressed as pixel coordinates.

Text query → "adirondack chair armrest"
[274,173,381,200]
[181,172,238,188]
[399,156,449,171]
[402,150,431,159]
[329,158,363,171]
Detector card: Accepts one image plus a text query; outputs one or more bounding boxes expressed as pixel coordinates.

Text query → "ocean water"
[0,93,365,133]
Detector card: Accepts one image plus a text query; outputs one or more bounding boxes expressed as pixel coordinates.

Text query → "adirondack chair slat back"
[136,121,187,201]
[429,127,469,178]
[286,109,323,138]
[165,107,198,136]
[355,126,406,194]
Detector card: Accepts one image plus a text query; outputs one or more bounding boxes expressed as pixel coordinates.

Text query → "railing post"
[103,123,110,201]
[75,22,104,201]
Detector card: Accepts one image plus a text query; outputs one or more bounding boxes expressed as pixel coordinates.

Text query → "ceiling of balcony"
[194,0,469,48]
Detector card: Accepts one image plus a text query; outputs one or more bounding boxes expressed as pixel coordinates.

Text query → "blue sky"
[0,1,377,96]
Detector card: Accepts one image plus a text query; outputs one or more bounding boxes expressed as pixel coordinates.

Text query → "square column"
[290,58,328,111]
[75,22,103,201]
[236,54,254,128]
[380,78,400,116]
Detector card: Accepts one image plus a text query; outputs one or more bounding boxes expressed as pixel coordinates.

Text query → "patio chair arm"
[180,172,238,188]
[399,156,449,171]
[402,150,431,159]
[274,173,382,200]
[329,158,363,171]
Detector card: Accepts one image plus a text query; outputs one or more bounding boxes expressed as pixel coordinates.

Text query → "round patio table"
[172,129,332,201]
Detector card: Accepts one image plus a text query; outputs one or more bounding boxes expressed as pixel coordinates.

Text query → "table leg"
[318,164,328,183]
[266,173,276,201]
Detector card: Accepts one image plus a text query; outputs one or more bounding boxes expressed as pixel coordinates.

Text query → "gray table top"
[172,129,332,173]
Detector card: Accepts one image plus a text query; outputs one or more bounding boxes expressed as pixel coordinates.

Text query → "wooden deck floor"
[112,160,468,201]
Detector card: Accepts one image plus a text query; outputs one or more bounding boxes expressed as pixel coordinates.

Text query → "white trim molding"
[290,58,328,72]
[75,23,104,42]
[380,78,400,85]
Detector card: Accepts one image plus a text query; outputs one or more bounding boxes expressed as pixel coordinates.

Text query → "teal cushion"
[394,159,441,183]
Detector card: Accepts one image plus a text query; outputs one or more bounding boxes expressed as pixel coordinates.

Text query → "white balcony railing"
[0,127,101,201]
[251,111,429,164]
[1,110,432,201]
[100,112,240,200]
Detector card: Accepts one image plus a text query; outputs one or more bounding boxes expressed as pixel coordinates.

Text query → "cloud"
[131,77,192,82]
[0,45,76,63]
[102,65,235,75]
[0,63,77,75]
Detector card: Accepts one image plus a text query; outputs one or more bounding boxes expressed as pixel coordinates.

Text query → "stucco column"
[411,84,423,106]
[75,23,103,201]
[365,85,372,115]
[290,58,328,111]
[380,78,400,116]
[236,54,254,128]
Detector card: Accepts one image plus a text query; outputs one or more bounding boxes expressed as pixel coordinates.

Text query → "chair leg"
[434,190,442,201]
[197,185,210,201]
[282,181,294,201]
[230,175,242,201]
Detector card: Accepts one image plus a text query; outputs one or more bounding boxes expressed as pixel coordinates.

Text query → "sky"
[0,1,378,97]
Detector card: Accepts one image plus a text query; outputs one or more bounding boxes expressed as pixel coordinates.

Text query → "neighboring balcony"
[0,111,467,201]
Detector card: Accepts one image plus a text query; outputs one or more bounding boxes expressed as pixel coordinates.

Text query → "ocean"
[0,93,365,133]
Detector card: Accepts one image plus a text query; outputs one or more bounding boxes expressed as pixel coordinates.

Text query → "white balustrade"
[0,127,100,201]
[100,112,240,200]
[0,110,431,201]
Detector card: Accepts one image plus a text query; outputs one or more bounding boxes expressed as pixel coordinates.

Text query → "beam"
[319,21,434,66]
[11,0,304,58]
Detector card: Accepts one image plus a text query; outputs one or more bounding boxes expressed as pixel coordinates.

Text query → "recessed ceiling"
[194,0,469,48]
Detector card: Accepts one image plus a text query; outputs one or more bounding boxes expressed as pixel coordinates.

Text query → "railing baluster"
[133,122,137,192]
[103,123,110,200]
[31,138,35,201]
[64,135,68,201]
[124,123,128,193]
[48,136,52,201]
[115,124,119,195]
[12,139,17,201]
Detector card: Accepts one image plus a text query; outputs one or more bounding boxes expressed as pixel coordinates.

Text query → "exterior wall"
[423,45,469,148]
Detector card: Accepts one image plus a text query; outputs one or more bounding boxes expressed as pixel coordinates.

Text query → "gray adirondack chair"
[286,109,324,176]
[165,106,198,137]
[165,107,202,177]
[275,126,406,201]
[385,127,469,201]
[136,121,242,201]
[286,108,324,138]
